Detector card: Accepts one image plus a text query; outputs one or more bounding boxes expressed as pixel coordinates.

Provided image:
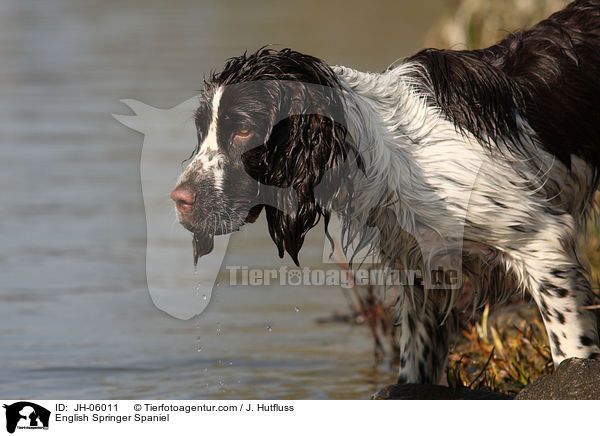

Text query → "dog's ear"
[263,84,347,265]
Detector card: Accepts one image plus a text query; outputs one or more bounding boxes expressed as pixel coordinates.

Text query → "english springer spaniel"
[171,0,600,384]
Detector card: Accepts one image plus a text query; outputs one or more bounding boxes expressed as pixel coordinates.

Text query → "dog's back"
[410,0,600,179]
[487,0,600,174]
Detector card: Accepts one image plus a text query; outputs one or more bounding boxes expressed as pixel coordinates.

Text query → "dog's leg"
[513,220,600,363]
[396,286,455,384]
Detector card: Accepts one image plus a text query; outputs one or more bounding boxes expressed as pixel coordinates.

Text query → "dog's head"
[171,48,350,265]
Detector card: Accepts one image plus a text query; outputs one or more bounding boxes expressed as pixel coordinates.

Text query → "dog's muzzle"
[170,183,215,265]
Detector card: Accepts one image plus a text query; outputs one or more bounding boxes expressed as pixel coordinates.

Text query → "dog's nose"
[170,185,196,214]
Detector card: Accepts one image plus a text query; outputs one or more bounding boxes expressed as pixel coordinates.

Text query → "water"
[0,0,444,399]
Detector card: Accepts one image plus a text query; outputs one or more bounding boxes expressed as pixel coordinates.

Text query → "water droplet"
[294,307,300,312]
[228,361,233,366]
[267,325,272,332]
[197,346,202,352]
[215,281,221,287]
[202,294,208,300]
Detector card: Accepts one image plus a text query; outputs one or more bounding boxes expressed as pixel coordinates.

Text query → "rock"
[373,358,600,399]
[515,358,600,400]
[372,383,514,400]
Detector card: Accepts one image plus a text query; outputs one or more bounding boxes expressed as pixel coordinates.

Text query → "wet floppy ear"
[263,85,348,265]
[264,181,324,266]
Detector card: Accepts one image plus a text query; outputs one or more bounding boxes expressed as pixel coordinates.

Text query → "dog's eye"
[232,128,255,146]
[235,129,252,138]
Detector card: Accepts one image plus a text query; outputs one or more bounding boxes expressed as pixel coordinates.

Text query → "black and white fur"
[172,0,600,384]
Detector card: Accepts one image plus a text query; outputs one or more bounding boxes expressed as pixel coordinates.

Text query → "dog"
[171,0,600,384]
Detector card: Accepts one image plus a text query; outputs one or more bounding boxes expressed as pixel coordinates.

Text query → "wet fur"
[174,0,600,384]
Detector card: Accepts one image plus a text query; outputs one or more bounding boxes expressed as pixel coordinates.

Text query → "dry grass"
[446,304,554,394]
[447,281,600,395]
[426,0,569,49]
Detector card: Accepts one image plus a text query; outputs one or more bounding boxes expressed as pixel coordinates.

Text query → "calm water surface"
[0,0,445,399]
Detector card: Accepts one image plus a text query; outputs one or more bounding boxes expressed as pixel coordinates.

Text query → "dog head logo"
[113,96,233,320]
[3,402,50,434]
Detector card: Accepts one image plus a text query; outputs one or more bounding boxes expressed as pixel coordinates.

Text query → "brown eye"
[232,128,254,146]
